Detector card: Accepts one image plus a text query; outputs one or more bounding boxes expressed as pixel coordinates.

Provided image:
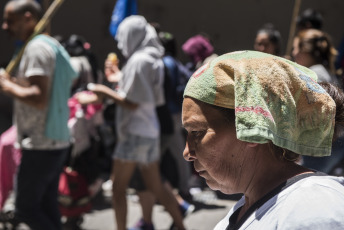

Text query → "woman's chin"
[206,180,235,195]
[205,179,221,191]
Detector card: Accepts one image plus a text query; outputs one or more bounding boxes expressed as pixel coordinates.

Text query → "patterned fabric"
[184,50,336,157]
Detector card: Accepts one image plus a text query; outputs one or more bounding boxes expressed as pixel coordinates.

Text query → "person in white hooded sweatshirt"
[78,15,185,230]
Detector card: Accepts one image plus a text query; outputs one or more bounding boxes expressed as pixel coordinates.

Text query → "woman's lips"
[197,170,206,176]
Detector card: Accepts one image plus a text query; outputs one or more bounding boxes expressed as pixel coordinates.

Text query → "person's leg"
[41,148,69,229]
[111,159,137,230]
[130,166,155,226]
[163,181,195,217]
[15,148,68,230]
[137,191,155,224]
[133,133,177,229]
[140,162,185,230]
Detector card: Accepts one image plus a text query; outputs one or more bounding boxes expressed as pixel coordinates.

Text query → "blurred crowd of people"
[0,1,344,229]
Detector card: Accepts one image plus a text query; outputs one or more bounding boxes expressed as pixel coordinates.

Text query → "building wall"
[1,0,344,68]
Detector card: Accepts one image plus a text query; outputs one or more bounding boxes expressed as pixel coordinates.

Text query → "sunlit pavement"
[80,189,238,230]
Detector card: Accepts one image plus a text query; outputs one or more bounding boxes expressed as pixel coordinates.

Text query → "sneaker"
[180,201,195,217]
[129,218,155,230]
[102,179,113,197]
[169,201,195,230]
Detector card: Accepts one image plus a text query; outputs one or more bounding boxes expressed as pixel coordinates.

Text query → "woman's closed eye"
[190,130,206,138]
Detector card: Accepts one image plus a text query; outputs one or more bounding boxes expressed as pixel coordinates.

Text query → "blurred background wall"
[1,0,344,68]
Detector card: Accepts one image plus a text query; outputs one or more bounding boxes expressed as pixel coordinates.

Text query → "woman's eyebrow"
[182,120,208,129]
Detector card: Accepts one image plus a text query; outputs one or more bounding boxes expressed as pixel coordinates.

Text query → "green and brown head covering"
[184,50,335,157]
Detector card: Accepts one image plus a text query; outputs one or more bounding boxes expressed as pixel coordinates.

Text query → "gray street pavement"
[80,188,239,230]
[2,185,239,230]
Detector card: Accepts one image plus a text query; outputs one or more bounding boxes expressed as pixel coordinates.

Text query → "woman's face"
[254,33,276,55]
[182,97,250,194]
[292,37,313,67]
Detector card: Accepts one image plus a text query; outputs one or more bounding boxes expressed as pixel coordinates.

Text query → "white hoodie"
[115,15,165,139]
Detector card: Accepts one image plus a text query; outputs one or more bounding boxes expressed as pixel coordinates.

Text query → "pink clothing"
[68,91,102,119]
[0,126,22,210]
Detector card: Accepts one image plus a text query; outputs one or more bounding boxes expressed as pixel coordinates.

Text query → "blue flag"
[109,0,138,38]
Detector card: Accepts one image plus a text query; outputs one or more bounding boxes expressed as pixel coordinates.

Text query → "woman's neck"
[238,160,312,222]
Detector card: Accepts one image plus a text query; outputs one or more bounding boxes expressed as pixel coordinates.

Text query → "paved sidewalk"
[1,189,238,230]
[80,189,238,230]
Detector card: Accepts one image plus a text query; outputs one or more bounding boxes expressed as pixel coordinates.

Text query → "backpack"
[157,56,191,135]
[162,56,191,114]
[156,64,174,135]
[58,167,92,217]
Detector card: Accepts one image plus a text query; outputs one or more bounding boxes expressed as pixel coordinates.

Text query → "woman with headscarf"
[182,50,344,229]
[81,15,185,230]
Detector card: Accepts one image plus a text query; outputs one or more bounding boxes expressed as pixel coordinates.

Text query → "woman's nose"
[183,141,196,161]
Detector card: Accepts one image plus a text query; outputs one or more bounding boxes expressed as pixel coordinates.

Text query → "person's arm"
[0,36,57,110]
[74,91,103,105]
[83,83,138,110]
[0,73,49,109]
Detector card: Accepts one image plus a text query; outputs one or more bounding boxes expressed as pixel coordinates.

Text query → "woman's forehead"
[182,98,205,125]
[182,98,227,127]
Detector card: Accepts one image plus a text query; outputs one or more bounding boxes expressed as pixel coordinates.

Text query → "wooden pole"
[5,0,65,75]
[285,0,302,57]
[43,0,52,34]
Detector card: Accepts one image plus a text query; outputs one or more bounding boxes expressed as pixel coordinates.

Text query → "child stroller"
[59,94,104,230]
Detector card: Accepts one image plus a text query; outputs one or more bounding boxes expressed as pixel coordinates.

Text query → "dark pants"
[15,147,69,230]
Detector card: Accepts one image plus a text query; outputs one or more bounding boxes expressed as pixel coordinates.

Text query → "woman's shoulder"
[303,174,344,188]
[277,175,344,222]
[310,64,337,84]
[253,175,344,228]
[25,36,55,58]
[282,174,344,201]
[215,176,344,229]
